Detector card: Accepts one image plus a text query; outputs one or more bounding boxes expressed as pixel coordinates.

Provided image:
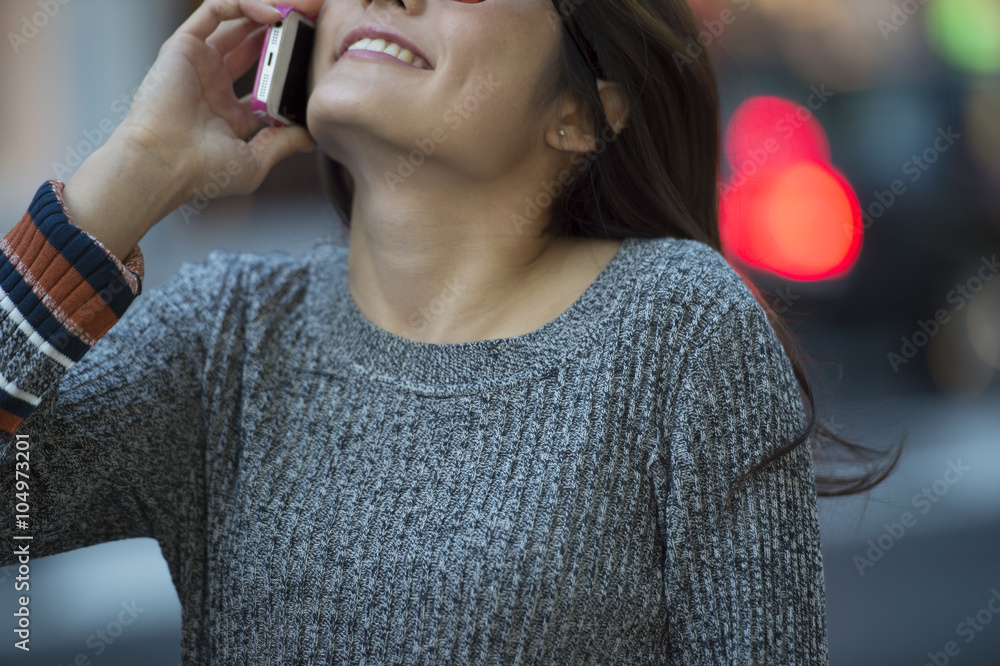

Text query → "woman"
[1,0,896,662]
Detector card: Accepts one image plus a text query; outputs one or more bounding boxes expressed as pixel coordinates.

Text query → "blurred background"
[2,0,999,663]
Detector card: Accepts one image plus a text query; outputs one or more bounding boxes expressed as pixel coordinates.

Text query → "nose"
[358,0,427,12]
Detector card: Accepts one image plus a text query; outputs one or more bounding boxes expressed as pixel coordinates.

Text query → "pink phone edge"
[251,5,317,128]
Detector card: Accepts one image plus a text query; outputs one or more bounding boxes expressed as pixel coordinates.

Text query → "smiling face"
[306,0,567,184]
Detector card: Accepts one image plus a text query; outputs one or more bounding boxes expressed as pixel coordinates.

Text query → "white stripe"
[1,291,75,369]
[0,371,42,407]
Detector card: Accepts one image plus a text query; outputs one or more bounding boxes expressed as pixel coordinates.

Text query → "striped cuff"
[0,180,145,433]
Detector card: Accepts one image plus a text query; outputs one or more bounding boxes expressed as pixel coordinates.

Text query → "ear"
[546,79,630,153]
[597,79,630,135]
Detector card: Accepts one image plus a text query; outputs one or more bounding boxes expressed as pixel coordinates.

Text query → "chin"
[303,94,377,167]
[304,96,337,158]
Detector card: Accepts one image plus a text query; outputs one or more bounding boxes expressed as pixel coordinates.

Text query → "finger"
[267,0,326,18]
[178,0,280,42]
[248,125,317,184]
[224,24,268,79]
[231,93,268,140]
[206,17,260,55]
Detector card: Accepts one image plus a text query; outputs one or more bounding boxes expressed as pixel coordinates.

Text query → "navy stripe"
[26,179,53,215]
[0,388,37,420]
[26,182,139,319]
[0,252,91,362]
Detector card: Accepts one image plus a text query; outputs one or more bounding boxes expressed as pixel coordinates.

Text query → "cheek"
[313,0,358,60]
[308,2,354,92]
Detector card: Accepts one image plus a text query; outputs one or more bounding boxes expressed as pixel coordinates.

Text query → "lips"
[338,25,434,70]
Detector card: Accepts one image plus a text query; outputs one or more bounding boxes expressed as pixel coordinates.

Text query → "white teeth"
[346,36,430,69]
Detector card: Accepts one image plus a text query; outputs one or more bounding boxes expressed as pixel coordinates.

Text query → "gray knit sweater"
[1,181,828,664]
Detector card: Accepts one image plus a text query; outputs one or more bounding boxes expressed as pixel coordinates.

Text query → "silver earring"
[558,128,567,136]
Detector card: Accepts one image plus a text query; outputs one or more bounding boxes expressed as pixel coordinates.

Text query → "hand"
[62,0,321,260]
[122,0,318,207]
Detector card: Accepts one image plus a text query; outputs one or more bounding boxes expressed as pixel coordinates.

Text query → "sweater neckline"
[317,236,641,392]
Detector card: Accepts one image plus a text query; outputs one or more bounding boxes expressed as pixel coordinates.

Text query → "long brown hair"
[318,0,903,505]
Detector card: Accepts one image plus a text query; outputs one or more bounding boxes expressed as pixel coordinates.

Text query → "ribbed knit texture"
[1,181,829,664]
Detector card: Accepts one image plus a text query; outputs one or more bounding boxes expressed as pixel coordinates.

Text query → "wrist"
[62,129,187,261]
[108,125,194,220]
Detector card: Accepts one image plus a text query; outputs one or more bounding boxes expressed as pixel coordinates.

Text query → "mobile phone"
[252,6,317,128]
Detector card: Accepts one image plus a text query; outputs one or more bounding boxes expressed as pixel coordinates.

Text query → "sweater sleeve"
[0,181,229,575]
[1,181,145,432]
[650,298,829,665]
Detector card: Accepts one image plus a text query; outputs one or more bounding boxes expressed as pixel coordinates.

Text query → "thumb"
[247,124,317,184]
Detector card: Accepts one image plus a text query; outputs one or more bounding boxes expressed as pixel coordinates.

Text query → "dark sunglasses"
[452,0,604,80]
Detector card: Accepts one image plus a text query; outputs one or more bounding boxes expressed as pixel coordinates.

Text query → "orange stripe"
[2,211,34,254]
[0,408,25,436]
[51,180,144,296]
[5,216,121,341]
